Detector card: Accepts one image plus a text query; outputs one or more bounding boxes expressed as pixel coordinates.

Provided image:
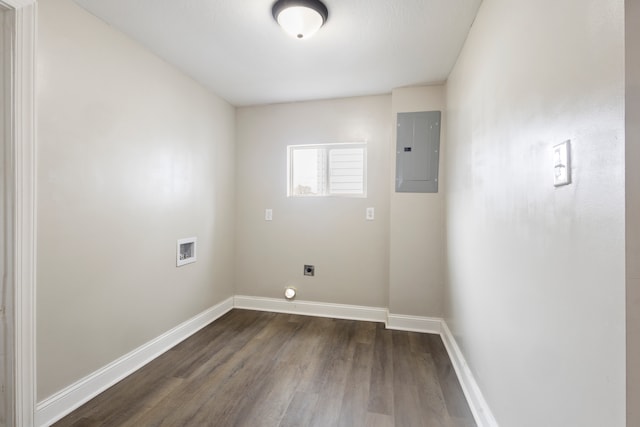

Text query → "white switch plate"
[265,209,273,221]
[553,140,571,187]
[366,207,375,221]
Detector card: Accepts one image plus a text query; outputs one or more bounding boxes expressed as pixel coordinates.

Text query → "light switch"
[366,207,375,221]
[553,140,571,187]
[265,209,273,221]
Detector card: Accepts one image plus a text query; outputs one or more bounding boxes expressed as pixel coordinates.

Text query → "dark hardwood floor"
[54,309,476,427]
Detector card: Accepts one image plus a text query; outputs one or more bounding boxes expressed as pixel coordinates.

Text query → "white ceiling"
[73,0,482,106]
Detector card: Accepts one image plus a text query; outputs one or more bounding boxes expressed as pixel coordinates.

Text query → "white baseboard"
[234,295,388,323]
[386,313,442,334]
[35,296,234,427]
[440,321,498,427]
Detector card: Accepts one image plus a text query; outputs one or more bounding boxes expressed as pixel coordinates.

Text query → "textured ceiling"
[73,0,482,106]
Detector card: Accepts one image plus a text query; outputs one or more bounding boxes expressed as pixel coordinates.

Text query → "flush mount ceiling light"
[272,0,328,39]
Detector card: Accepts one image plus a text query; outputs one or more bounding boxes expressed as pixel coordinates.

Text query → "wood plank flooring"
[53,310,476,427]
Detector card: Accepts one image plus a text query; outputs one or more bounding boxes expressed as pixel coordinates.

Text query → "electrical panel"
[395,111,441,193]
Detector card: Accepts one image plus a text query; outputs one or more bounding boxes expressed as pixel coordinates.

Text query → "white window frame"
[287,142,368,198]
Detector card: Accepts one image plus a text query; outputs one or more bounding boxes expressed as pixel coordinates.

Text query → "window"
[288,143,367,197]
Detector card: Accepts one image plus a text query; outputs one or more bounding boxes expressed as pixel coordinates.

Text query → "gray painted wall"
[235,96,391,308]
[389,86,446,317]
[36,0,236,399]
[444,0,625,425]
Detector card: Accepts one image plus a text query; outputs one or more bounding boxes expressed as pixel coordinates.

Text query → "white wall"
[36,0,236,400]
[444,0,625,425]
[235,96,391,308]
[389,86,446,317]
[626,1,640,425]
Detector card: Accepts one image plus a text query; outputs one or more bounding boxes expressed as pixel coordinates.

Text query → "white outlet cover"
[366,207,375,220]
[265,208,273,221]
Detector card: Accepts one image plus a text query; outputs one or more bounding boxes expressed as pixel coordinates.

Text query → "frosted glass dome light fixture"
[272,0,328,39]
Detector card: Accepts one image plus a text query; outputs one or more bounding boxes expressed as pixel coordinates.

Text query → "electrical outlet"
[265,209,273,221]
[366,207,375,220]
[304,265,315,276]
